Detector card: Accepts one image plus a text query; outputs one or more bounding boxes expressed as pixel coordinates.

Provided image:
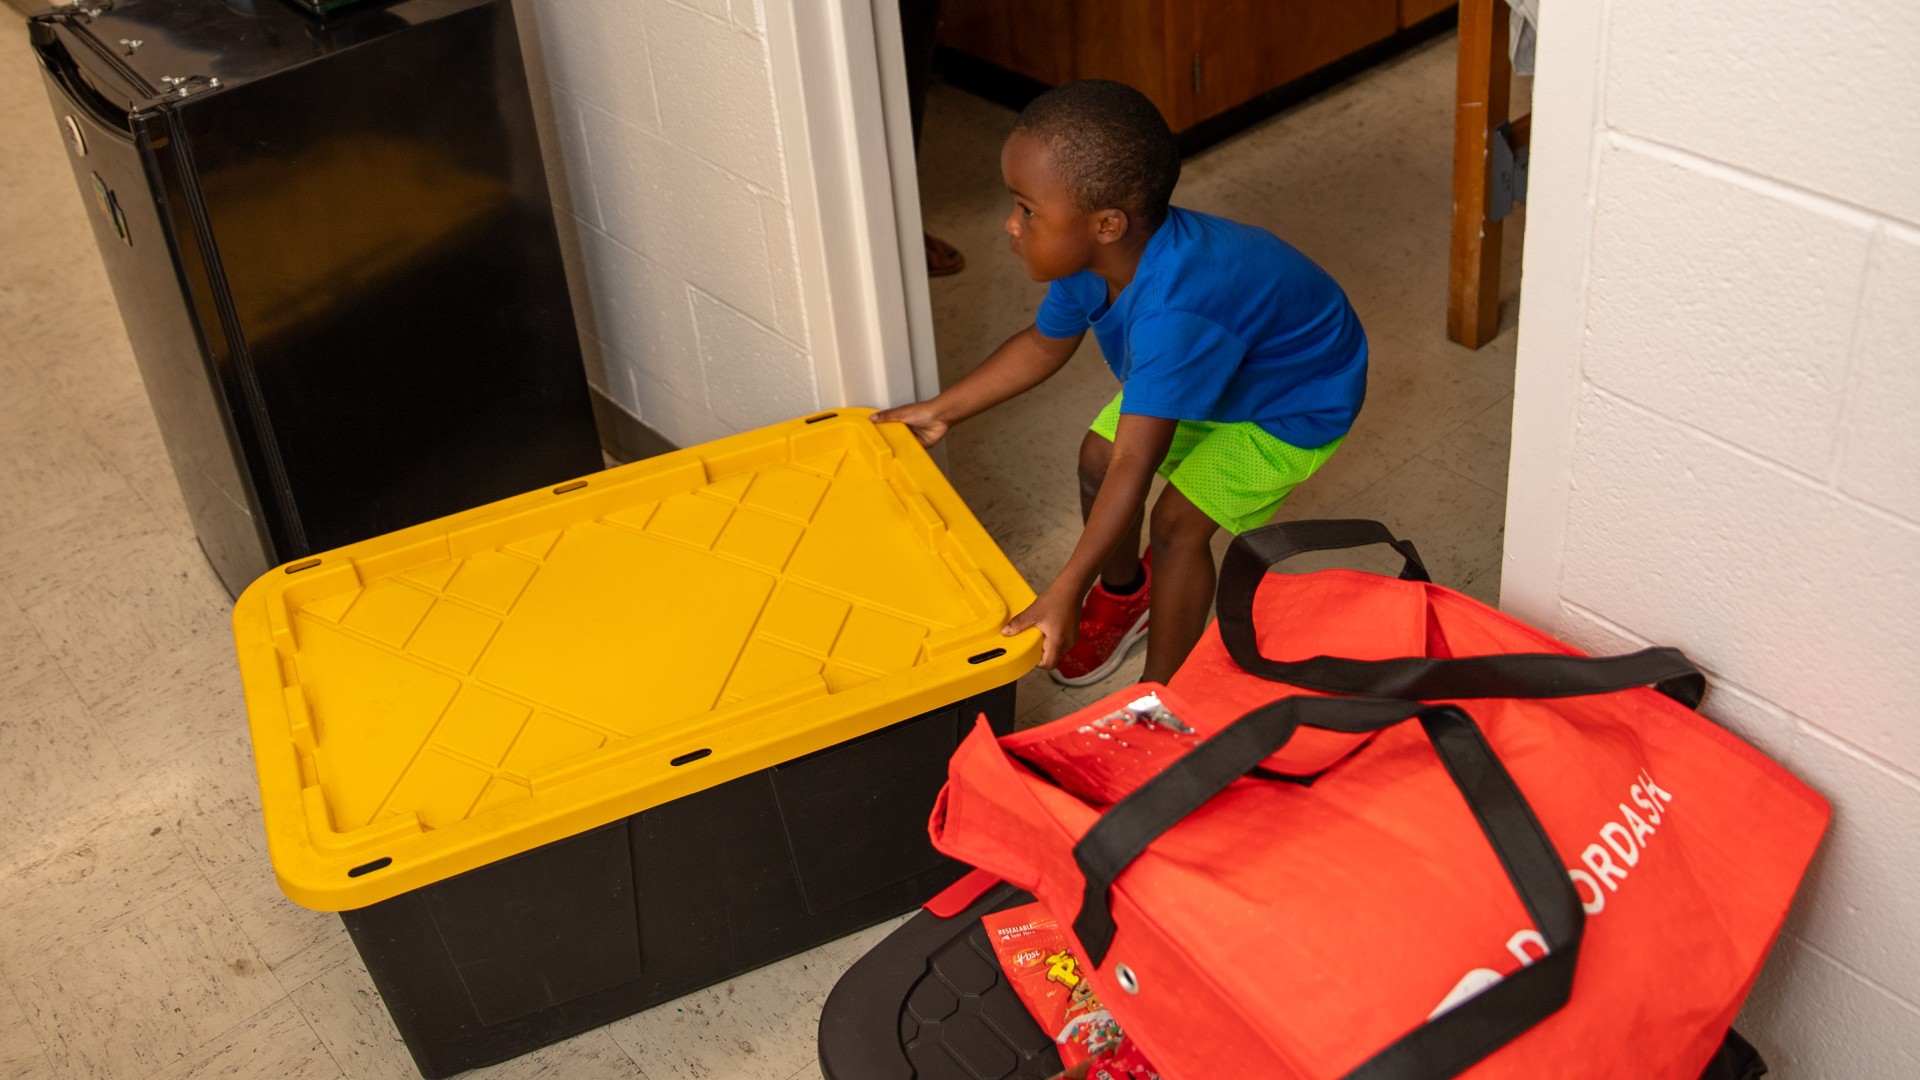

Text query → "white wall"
[509,0,928,450]
[1505,2,1920,1075]
[510,0,813,448]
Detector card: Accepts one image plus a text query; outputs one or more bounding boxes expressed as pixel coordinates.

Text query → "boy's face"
[1001,130,1106,282]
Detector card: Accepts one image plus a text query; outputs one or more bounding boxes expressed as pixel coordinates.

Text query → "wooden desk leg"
[1447,0,1512,349]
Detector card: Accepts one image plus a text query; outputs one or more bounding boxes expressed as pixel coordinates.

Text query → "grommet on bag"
[1115,963,1140,995]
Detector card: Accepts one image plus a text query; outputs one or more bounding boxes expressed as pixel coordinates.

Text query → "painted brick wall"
[1505,2,1920,1074]
[512,0,818,448]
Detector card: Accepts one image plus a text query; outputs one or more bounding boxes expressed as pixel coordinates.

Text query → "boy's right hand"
[871,400,951,448]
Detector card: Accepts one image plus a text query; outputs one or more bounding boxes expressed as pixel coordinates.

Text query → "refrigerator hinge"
[157,74,221,100]
[61,0,115,20]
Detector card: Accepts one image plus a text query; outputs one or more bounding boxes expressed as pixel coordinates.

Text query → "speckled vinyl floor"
[0,23,1518,1080]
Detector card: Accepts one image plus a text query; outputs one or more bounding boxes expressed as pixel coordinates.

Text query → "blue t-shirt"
[1034,206,1367,448]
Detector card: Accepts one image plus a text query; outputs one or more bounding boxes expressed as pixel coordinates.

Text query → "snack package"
[1085,1039,1162,1080]
[981,901,1158,1076]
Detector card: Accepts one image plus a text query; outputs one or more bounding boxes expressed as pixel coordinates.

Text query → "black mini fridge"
[31,0,603,596]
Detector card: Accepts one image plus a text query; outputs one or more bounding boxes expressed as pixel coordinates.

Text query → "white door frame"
[761,0,939,411]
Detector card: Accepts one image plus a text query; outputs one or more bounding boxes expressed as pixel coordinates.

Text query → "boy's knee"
[1078,431,1114,493]
[1149,489,1217,548]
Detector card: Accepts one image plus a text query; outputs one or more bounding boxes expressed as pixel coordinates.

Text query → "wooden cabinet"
[938,0,1078,86]
[941,0,1452,134]
[1190,0,1399,121]
[1071,0,1187,124]
[1401,0,1458,26]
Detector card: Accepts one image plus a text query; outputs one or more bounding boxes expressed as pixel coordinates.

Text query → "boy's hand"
[871,400,951,448]
[1003,586,1081,669]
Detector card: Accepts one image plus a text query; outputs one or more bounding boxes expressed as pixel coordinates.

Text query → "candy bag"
[1085,1039,1162,1080]
[982,901,1134,1072]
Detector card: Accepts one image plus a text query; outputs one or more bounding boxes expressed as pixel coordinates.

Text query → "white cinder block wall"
[1505,2,1920,1075]
[511,0,820,448]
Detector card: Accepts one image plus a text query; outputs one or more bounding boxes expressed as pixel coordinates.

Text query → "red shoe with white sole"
[1050,556,1151,687]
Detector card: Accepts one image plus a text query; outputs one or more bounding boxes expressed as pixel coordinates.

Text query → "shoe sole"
[1048,607,1151,688]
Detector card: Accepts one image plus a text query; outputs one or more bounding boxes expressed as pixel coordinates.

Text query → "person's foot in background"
[926,232,965,276]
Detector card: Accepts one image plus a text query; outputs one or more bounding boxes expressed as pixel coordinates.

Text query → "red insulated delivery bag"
[929,520,1830,1080]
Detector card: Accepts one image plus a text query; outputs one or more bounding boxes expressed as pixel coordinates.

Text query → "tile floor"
[0,21,1520,1080]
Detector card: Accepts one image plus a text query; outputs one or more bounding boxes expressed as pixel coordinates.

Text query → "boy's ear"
[1092,207,1131,245]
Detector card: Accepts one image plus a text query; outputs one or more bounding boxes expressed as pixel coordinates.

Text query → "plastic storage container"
[232,410,1039,1077]
[819,884,1774,1080]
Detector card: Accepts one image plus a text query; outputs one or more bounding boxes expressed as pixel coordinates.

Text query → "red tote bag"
[929,520,1829,1080]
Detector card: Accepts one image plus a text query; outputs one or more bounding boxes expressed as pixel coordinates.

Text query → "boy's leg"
[1143,485,1218,684]
[1077,429,1145,588]
[1147,424,1343,680]
[1050,394,1203,687]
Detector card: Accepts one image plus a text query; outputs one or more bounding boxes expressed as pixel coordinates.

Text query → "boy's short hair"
[1014,80,1181,229]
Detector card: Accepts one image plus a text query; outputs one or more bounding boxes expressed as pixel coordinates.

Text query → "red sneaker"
[1050,556,1151,687]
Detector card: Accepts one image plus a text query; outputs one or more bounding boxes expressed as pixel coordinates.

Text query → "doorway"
[873,9,1531,725]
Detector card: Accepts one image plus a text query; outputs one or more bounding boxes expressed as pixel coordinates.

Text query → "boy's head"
[1001,80,1180,281]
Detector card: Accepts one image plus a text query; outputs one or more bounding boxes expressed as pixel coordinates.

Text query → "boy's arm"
[872,323,1084,447]
[1005,413,1175,668]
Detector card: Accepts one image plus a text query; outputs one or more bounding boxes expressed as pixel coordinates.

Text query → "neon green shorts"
[1091,393,1341,534]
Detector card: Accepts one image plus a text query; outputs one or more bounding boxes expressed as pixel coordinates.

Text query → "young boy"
[874,80,1366,687]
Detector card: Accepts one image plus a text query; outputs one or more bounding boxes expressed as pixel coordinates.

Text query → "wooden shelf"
[940,0,1456,135]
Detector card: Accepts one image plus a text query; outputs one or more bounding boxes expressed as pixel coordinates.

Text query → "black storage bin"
[232,410,1044,1077]
[341,682,1015,1078]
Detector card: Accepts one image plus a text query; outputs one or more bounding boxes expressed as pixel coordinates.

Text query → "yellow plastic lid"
[232,410,1039,910]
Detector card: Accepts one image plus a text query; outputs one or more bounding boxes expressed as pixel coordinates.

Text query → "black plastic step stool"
[817,881,1769,1080]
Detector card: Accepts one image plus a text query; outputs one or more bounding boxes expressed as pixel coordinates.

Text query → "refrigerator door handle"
[34,28,139,141]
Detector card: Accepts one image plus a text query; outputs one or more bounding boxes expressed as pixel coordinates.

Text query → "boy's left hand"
[1003,587,1081,669]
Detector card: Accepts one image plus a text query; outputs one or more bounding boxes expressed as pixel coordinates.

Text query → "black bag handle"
[1070,695,1583,1080]
[1233,517,1435,582]
[1219,520,1707,709]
